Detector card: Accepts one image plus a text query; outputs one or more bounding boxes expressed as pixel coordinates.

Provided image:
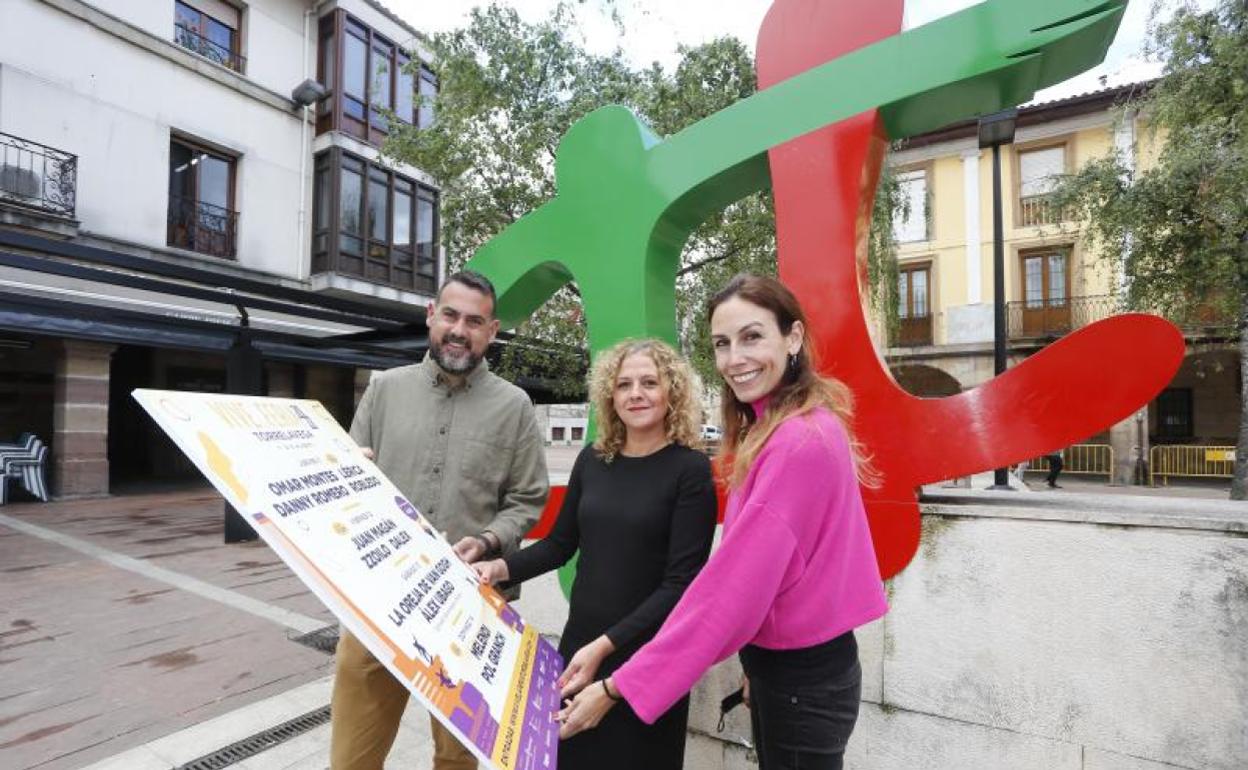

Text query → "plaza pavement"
[0,444,1237,770]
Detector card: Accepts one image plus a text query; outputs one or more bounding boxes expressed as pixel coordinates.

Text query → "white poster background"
[133,389,562,770]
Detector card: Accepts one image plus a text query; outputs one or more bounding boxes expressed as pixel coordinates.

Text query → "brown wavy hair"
[589,339,703,462]
[709,274,878,489]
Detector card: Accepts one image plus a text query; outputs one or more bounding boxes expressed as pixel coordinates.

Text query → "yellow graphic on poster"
[132,389,562,770]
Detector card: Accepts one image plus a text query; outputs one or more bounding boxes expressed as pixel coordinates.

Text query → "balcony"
[1008,294,1238,340]
[1009,295,1110,339]
[0,132,77,220]
[167,196,238,260]
[1018,194,1058,227]
[896,314,933,347]
[174,24,246,74]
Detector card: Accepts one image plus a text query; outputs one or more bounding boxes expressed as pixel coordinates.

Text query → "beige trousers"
[330,631,477,770]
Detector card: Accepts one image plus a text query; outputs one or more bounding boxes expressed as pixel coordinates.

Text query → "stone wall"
[513,495,1248,769]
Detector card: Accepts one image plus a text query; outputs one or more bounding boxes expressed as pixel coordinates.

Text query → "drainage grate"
[175,705,332,770]
[290,624,340,654]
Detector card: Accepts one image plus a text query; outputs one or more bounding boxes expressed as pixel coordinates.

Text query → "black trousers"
[741,634,862,770]
[1046,453,1064,485]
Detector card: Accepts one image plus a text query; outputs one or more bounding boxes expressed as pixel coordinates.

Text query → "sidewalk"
[1,474,569,769]
[0,489,340,770]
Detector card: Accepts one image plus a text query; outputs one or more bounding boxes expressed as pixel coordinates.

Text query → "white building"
[0,0,442,499]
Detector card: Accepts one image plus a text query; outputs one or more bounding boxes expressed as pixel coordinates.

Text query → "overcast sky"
[388,0,1215,103]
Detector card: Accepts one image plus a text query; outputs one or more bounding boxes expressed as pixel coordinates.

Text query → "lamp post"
[979,109,1017,490]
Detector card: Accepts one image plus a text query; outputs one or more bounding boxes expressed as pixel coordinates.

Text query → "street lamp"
[979,108,1017,490]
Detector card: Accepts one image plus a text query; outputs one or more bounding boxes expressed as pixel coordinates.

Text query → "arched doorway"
[890,364,963,398]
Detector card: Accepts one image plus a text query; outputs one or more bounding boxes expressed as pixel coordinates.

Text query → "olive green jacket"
[349,356,548,562]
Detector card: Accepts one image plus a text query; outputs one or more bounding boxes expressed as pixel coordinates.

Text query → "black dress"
[504,443,717,770]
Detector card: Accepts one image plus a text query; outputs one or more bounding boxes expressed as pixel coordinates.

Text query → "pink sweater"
[611,405,888,724]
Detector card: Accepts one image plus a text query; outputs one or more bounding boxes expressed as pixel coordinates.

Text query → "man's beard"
[430,334,482,374]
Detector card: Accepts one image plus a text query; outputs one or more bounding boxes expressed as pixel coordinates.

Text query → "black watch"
[473,533,495,556]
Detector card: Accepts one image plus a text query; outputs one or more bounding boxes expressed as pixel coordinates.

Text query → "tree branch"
[678,243,744,277]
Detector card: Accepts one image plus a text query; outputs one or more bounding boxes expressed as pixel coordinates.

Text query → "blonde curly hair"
[589,339,703,462]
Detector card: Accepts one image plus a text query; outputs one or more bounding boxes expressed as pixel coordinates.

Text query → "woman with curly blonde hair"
[474,338,717,770]
[560,276,888,770]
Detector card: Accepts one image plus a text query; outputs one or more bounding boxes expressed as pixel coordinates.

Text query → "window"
[312,153,331,258]
[418,67,438,128]
[896,264,932,346]
[316,12,436,144]
[1017,144,1065,226]
[339,156,364,257]
[397,53,414,128]
[571,426,584,442]
[343,20,368,122]
[168,136,237,259]
[370,38,394,131]
[893,168,929,243]
[1156,388,1193,440]
[317,19,335,122]
[416,189,437,284]
[1021,249,1068,309]
[1017,248,1072,337]
[174,1,244,73]
[312,148,439,292]
[552,427,566,442]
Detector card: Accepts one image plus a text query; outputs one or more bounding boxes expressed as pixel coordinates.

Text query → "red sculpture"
[757,0,1185,578]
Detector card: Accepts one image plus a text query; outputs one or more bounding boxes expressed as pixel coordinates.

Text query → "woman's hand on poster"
[359,446,375,460]
[558,635,615,698]
[472,559,509,585]
[557,677,618,739]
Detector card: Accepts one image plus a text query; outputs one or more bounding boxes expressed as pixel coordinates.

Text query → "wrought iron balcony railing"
[1007,294,1112,338]
[1008,294,1237,340]
[0,132,77,218]
[167,195,238,260]
[174,24,245,73]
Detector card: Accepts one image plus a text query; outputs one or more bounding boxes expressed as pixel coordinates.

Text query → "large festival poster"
[133,389,562,770]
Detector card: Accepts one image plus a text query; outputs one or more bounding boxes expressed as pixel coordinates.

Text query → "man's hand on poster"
[558,635,615,698]
[453,530,499,564]
[557,676,619,739]
[358,446,375,461]
[473,558,510,585]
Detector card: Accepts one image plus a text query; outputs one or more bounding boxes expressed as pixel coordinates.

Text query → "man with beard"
[330,271,548,770]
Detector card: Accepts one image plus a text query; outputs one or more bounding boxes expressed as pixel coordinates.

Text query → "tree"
[1047,0,1248,497]
[386,2,902,395]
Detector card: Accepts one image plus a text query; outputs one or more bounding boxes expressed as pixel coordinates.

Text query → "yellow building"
[883,83,1239,484]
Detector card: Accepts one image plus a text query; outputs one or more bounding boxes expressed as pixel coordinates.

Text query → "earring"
[787,353,799,372]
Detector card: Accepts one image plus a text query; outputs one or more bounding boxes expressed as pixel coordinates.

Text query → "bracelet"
[601,679,622,701]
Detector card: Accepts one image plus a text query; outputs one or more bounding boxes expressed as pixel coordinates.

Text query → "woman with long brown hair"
[558,274,888,769]
[474,338,716,769]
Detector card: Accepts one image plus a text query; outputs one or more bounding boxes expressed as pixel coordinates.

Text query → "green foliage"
[870,164,904,341]
[384,2,903,394]
[1049,0,1247,319]
[1046,0,1248,496]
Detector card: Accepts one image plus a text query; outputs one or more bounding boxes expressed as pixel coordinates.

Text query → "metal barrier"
[1149,445,1236,486]
[1024,444,1114,477]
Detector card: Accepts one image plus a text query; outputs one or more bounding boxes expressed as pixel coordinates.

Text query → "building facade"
[0,0,442,498]
[883,84,1240,483]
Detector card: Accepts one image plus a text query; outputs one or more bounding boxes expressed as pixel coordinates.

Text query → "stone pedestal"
[52,340,116,498]
[1108,408,1147,485]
